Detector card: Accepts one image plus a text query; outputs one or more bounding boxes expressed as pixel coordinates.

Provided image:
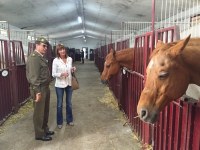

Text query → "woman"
[52,44,76,129]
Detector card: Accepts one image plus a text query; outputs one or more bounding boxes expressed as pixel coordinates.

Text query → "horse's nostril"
[140,109,148,119]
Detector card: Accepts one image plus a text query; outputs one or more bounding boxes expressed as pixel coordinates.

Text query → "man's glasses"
[41,44,47,48]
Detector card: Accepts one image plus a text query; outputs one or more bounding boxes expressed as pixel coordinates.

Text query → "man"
[26,37,54,141]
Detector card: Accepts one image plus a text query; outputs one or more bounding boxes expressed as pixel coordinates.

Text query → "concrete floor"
[0,60,142,150]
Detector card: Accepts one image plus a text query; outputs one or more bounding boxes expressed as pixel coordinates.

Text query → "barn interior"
[0,0,200,149]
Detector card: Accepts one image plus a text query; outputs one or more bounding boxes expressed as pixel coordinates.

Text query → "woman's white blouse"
[52,57,72,88]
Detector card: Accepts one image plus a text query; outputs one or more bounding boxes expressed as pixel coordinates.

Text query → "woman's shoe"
[67,122,74,126]
[57,125,63,129]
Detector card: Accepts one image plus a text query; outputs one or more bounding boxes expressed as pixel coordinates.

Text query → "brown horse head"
[101,48,134,82]
[101,49,120,82]
[137,35,191,124]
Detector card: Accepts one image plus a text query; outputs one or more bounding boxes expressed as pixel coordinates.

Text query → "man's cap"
[35,37,48,45]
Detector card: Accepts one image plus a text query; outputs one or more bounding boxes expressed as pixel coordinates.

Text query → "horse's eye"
[106,64,110,68]
[158,71,169,79]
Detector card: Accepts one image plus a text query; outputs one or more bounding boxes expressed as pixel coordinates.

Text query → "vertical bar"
[168,0,172,24]
[151,0,155,53]
[173,0,176,22]
[195,0,199,37]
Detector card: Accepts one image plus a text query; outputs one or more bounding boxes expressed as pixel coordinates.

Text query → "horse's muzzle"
[138,108,158,124]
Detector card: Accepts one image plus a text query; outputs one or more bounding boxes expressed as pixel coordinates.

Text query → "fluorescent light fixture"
[81,30,84,33]
[78,16,82,23]
[83,36,85,39]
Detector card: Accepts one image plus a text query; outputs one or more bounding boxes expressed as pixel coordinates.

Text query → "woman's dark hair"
[56,44,68,58]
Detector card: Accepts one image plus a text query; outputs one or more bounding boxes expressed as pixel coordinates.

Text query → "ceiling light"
[81,30,84,33]
[78,16,82,23]
[27,35,32,40]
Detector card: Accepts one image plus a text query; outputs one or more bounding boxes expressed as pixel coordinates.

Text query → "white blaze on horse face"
[148,59,154,70]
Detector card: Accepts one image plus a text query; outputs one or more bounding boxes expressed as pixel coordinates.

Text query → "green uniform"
[26,50,51,138]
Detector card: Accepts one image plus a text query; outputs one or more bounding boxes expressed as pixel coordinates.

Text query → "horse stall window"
[190,14,200,24]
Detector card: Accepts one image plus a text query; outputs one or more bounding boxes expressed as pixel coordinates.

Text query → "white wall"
[59,37,99,60]
[61,37,99,50]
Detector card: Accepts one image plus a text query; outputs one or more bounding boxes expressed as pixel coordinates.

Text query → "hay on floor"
[98,87,119,110]
[0,100,33,134]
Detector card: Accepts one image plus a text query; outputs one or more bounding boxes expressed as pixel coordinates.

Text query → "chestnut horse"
[101,48,134,82]
[137,35,200,124]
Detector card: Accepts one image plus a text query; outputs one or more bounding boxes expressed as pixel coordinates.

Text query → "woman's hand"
[71,67,76,72]
[61,72,69,77]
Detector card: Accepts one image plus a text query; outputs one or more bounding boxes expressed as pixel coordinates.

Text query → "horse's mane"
[111,48,133,58]
[149,41,178,59]
[109,48,134,69]
[116,48,134,54]
[150,38,200,60]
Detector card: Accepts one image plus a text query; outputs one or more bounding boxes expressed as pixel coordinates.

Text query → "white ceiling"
[0,0,186,43]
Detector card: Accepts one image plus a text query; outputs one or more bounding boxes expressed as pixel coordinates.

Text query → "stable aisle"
[0,60,141,150]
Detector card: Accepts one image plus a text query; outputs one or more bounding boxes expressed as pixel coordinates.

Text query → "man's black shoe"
[46,131,55,136]
[35,135,52,141]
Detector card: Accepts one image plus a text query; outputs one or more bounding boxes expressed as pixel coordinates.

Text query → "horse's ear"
[156,40,164,48]
[110,48,116,56]
[109,48,114,54]
[113,50,116,56]
[169,34,191,57]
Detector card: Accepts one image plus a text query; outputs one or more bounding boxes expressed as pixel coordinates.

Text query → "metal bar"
[172,100,183,108]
